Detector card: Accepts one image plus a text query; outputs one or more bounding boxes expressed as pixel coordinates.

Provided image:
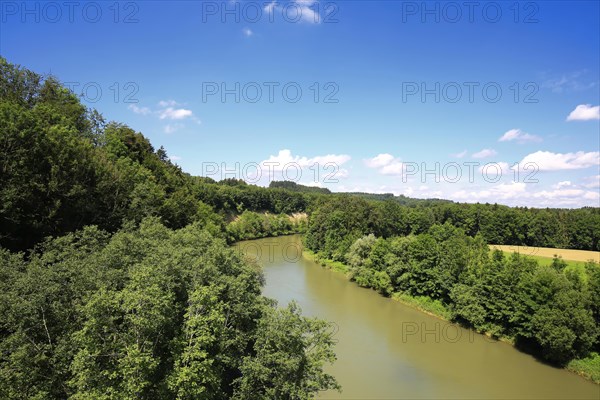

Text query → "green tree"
[531,289,597,364]
[167,285,226,399]
[233,302,340,400]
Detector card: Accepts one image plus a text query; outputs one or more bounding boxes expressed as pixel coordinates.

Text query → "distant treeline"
[1,57,598,254]
[0,58,314,251]
[344,192,452,206]
[306,197,600,254]
[269,180,332,194]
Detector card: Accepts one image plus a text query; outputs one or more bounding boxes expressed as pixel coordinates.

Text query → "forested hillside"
[269,181,332,194]
[0,58,339,399]
[0,58,317,251]
[1,57,598,253]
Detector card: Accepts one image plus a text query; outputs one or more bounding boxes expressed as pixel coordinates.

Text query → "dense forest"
[1,56,598,253]
[1,58,599,396]
[0,219,340,399]
[269,181,332,194]
[0,58,340,398]
[304,196,600,375]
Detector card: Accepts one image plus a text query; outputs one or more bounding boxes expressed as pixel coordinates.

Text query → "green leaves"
[226,211,300,241]
[532,288,597,364]
[333,223,600,368]
[233,302,340,400]
[168,285,226,399]
[1,218,339,399]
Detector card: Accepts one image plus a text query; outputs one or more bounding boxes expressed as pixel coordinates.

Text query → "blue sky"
[2,0,599,207]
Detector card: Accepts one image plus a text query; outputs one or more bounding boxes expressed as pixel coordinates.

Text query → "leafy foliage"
[2,57,600,395]
[226,211,306,241]
[269,181,332,194]
[0,219,339,399]
[233,302,340,399]
[307,210,600,367]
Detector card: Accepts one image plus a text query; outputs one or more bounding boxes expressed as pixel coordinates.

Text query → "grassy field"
[491,245,600,264]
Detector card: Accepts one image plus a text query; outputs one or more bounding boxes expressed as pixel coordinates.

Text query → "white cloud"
[498,129,542,144]
[336,168,350,178]
[472,149,497,159]
[380,161,405,176]
[364,153,406,176]
[129,100,199,125]
[520,150,600,171]
[250,150,351,185]
[128,104,151,115]
[164,124,184,134]
[364,153,395,168]
[261,149,350,168]
[243,28,253,37]
[583,191,600,201]
[169,155,182,161]
[159,107,193,120]
[308,153,352,166]
[302,180,323,187]
[450,182,599,207]
[582,175,600,189]
[263,0,278,13]
[553,181,572,189]
[295,0,321,23]
[263,0,321,23]
[158,100,178,107]
[452,182,527,201]
[478,161,510,175]
[566,104,600,121]
[532,188,587,199]
[541,71,598,93]
[452,150,467,158]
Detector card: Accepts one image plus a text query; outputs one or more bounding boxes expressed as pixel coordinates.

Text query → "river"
[236,235,600,400]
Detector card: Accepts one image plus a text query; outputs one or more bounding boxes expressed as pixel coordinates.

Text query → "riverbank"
[251,235,599,398]
[302,248,599,384]
[304,249,510,337]
[567,353,600,384]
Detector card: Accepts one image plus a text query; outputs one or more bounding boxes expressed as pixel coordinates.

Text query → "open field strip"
[491,245,600,263]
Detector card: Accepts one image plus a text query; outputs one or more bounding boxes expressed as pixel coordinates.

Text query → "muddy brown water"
[237,235,600,400]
